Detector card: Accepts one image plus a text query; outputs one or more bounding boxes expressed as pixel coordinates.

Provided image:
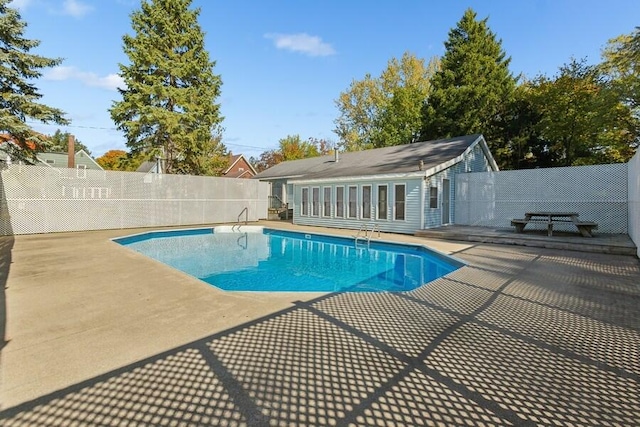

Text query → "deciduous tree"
[528,58,638,166]
[110,0,223,175]
[601,27,640,114]
[96,149,128,170]
[252,135,332,172]
[0,0,68,163]
[335,52,439,151]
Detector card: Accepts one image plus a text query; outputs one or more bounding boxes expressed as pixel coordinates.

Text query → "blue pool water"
[114,227,462,292]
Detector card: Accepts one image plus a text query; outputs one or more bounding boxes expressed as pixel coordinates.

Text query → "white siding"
[294,179,422,234]
[423,143,493,229]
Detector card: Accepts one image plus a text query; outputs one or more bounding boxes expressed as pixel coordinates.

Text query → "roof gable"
[254,134,494,181]
[36,150,103,170]
[224,154,257,176]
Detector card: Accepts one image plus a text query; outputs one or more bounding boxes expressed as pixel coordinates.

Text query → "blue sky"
[9,0,640,159]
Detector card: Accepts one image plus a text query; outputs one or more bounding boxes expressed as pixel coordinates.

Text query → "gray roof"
[253,134,487,181]
[136,161,159,173]
[37,150,103,170]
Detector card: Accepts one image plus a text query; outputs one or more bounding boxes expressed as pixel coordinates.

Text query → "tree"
[251,150,283,173]
[96,149,128,170]
[173,130,229,176]
[528,58,638,166]
[335,52,439,151]
[252,135,331,172]
[110,0,223,175]
[601,27,640,114]
[492,83,546,170]
[47,129,91,155]
[0,0,68,163]
[420,8,516,158]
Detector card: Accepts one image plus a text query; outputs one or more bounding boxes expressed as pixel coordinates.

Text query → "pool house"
[254,134,499,234]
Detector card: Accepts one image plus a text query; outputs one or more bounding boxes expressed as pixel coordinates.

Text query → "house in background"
[136,160,162,174]
[37,150,103,173]
[223,154,257,178]
[253,134,499,234]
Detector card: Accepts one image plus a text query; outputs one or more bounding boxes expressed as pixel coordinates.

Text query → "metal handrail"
[268,195,286,210]
[354,223,380,243]
[238,207,248,225]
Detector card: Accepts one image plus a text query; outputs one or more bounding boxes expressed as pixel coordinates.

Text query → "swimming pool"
[114,226,462,292]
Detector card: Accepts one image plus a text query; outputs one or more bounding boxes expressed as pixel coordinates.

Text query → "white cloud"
[61,0,93,18]
[44,66,125,91]
[264,33,336,57]
[8,0,34,9]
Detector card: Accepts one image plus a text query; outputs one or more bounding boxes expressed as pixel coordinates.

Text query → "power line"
[25,121,275,152]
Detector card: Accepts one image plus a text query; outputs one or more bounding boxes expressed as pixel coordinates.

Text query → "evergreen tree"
[0,0,68,163]
[420,9,516,155]
[48,129,91,155]
[110,0,224,175]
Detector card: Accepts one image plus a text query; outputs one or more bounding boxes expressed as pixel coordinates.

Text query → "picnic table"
[511,211,598,237]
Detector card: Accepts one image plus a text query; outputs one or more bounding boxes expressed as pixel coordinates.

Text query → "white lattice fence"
[455,164,629,234]
[628,151,640,256]
[0,165,269,235]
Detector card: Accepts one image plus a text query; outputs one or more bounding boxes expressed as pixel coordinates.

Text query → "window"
[77,164,87,178]
[336,186,344,218]
[323,187,332,217]
[394,184,405,220]
[46,159,55,164]
[361,185,371,219]
[312,187,320,216]
[429,186,438,208]
[377,185,388,220]
[348,186,357,218]
[301,187,309,215]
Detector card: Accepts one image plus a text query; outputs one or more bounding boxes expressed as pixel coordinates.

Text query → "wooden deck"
[415,225,637,256]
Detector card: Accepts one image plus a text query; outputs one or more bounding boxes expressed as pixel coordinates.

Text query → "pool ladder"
[354,223,381,244]
[232,207,248,232]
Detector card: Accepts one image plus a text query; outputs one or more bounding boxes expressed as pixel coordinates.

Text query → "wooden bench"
[511,215,598,237]
[511,218,553,235]
[574,221,598,237]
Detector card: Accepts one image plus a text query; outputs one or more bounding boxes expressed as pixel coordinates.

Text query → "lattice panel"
[0,165,269,235]
[455,164,629,233]
[629,151,640,256]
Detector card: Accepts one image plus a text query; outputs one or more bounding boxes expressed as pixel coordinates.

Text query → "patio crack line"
[297,302,534,427]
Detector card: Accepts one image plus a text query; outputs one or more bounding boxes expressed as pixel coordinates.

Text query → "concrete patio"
[1,222,639,426]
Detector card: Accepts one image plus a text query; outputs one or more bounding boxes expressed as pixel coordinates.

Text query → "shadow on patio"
[1,244,639,426]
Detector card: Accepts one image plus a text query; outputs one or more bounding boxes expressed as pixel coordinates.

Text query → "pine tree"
[0,0,68,163]
[48,129,91,155]
[110,0,224,175]
[420,9,516,150]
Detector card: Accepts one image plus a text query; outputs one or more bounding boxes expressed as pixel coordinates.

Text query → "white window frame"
[377,184,388,220]
[361,185,372,220]
[429,185,438,209]
[335,186,345,218]
[301,187,309,216]
[348,185,358,219]
[76,164,87,178]
[394,183,406,221]
[323,186,332,217]
[311,187,320,217]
